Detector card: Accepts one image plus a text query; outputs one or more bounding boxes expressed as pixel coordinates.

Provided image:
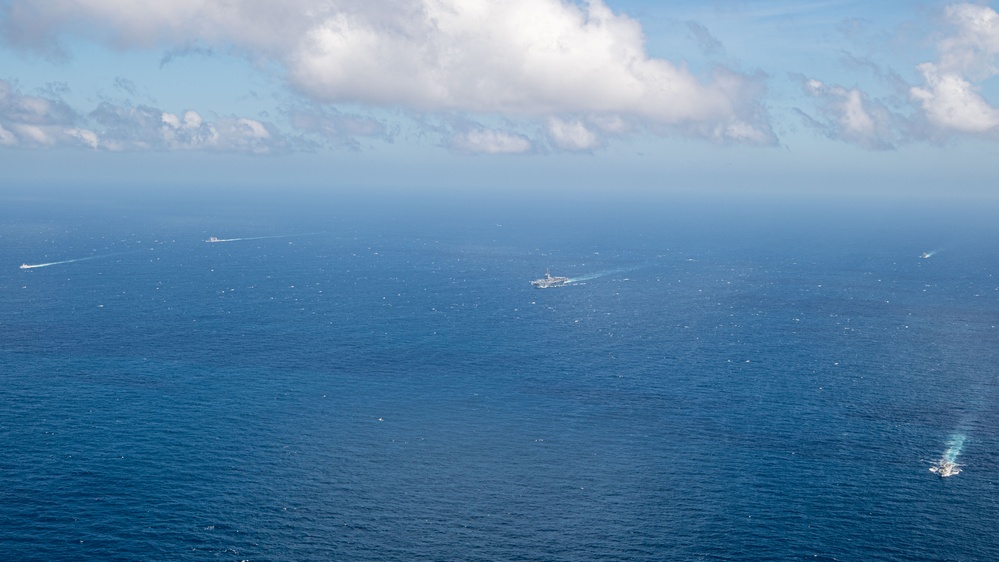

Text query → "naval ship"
[929,459,961,477]
[531,272,570,288]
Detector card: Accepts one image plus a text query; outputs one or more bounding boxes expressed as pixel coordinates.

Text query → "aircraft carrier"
[531,272,570,288]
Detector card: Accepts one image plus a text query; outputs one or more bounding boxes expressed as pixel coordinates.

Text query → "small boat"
[206,237,222,243]
[19,263,29,269]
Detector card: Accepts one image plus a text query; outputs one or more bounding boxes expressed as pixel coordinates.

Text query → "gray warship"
[531,272,570,288]
[929,459,961,477]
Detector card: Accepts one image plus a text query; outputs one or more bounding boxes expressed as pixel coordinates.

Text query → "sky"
[2,0,999,199]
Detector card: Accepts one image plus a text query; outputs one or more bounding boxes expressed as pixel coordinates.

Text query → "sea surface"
[2,190,998,560]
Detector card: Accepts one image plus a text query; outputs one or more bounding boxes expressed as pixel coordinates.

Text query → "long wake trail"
[19,254,111,269]
[929,361,990,477]
[206,233,318,243]
[567,264,643,284]
[942,434,966,464]
[929,432,966,477]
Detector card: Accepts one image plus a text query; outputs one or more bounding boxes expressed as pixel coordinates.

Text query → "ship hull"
[531,273,570,288]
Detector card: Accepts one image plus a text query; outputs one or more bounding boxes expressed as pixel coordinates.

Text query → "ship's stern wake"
[929,434,965,478]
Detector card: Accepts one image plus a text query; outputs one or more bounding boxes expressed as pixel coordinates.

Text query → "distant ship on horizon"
[531,272,570,289]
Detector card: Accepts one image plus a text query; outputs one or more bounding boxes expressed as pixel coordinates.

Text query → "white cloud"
[936,3,999,78]
[908,4,999,136]
[286,1,774,145]
[0,79,286,152]
[13,123,55,145]
[0,123,15,145]
[67,127,99,148]
[161,112,181,129]
[547,118,601,151]
[158,109,269,152]
[183,110,203,129]
[721,121,771,144]
[0,80,91,147]
[911,62,999,133]
[799,78,901,150]
[0,0,776,151]
[453,128,532,154]
[798,3,999,148]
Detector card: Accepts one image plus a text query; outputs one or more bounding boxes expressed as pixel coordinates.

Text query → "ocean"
[1,189,998,560]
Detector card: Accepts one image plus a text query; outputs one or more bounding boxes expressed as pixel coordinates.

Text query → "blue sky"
[2,0,998,198]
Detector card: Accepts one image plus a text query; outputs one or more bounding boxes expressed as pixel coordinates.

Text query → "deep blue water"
[2,191,998,560]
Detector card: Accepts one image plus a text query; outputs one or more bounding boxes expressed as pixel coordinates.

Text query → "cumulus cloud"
[797,3,999,148]
[0,79,286,152]
[547,118,601,151]
[935,3,999,79]
[0,79,93,148]
[0,0,776,151]
[158,110,277,152]
[798,77,903,150]
[911,62,999,133]
[909,3,999,136]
